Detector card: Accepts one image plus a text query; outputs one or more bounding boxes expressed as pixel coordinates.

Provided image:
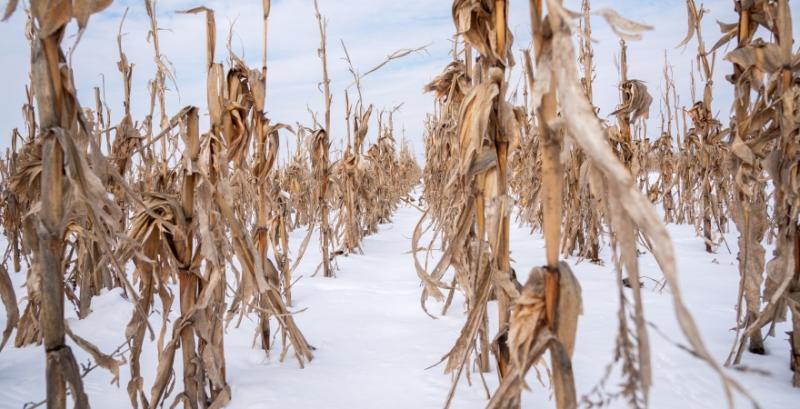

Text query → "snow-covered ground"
[0,199,798,408]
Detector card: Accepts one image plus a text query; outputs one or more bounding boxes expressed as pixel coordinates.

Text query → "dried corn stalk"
[415,1,527,406]
[676,1,731,253]
[557,1,603,261]
[713,0,800,387]
[19,2,122,408]
[312,0,335,278]
[421,1,757,407]
[523,2,751,406]
[712,0,770,362]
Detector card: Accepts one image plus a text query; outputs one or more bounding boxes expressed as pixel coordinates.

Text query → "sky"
[0,0,797,163]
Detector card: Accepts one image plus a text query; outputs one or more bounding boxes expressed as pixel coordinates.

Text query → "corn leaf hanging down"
[73,0,113,29]
[490,262,581,409]
[676,0,697,48]
[593,8,653,41]
[2,0,18,21]
[27,0,112,36]
[65,324,125,385]
[725,41,783,75]
[457,69,501,179]
[423,61,470,104]
[0,265,18,351]
[353,105,373,154]
[610,80,653,124]
[452,0,513,66]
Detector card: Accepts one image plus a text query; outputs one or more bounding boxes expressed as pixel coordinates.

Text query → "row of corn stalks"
[0,1,420,408]
[416,0,797,408]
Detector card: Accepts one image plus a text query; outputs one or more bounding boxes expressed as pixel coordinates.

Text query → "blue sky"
[0,0,797,161]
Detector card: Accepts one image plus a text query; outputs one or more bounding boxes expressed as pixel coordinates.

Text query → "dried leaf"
[594,8,653,41]
[0,265,18,351]
[65,324,123,385]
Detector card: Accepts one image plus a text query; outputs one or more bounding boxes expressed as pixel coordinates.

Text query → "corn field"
[0,0,798,408]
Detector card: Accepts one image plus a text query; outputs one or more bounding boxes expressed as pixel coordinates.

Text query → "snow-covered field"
[1,200,798,408]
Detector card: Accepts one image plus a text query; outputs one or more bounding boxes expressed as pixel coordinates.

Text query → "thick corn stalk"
[178,107,202,408]
[504,2,581,407]
[23,1,117,408]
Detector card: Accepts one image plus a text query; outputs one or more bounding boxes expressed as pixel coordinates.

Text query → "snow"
[0,200,798,409]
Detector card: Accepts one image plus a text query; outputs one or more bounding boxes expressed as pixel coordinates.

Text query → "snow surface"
[1,200,798,408]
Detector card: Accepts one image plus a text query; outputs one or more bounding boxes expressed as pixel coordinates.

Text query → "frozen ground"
[0,199,798,408]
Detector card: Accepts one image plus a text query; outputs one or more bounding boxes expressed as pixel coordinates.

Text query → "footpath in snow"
[0,201,798,408]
